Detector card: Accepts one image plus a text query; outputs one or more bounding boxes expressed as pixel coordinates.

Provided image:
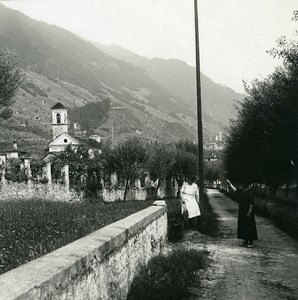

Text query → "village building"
[0,141,31,178]
[41,102,102,187]
[0,140,27,162]
[48,102,81,153]
[204,152,219,162]
[205,141,224,151]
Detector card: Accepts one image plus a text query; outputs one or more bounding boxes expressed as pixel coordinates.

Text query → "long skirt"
[181,195,200,219]
[237,212,258,241]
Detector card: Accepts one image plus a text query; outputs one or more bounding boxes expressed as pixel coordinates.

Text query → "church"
[41,101,102,186]
[48,102,81,154]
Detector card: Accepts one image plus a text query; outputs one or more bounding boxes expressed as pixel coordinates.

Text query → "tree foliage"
[54,145,103,196]
[0,48,23,109]
[68,98,111,131]
[48,137,200,200]
[204,161,222,182]
[102,136,148,201]
[172,140,199,196]
[147,141,176,199]
[224,12,298,195]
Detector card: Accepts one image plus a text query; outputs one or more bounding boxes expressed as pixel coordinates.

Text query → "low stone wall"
[0,205,167,300]
[101,186,178,202]
[0,181,81,202]
[0,181,178,202]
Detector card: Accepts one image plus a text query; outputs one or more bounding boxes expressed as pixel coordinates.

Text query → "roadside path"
[176,189,298,300]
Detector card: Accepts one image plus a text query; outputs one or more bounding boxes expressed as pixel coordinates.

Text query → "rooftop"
[51,102,67,110]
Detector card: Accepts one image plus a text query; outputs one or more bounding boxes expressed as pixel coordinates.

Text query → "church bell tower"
[51,102,68,141]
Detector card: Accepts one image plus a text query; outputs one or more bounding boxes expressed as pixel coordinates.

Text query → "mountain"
[0,4,191,114]
[94,43,245,129]
[0,4,243,156]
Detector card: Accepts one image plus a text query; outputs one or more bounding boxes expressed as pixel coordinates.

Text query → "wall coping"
[0,205,167,300]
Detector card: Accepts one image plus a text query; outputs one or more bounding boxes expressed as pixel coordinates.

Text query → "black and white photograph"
[0,0,297,299]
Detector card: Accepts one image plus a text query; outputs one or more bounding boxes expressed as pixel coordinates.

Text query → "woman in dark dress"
[227,180,258,248]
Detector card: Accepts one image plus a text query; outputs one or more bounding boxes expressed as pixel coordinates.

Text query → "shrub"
[254,196,298,240]
[198,193,221,237]
[166,198,184,241]
[39,177,49,184]
[166,193,222,241]
[68,98,111,130]
[224,191,298,240]
[127,248,209,300]
[0,108,13,120]
[4,173,28,183]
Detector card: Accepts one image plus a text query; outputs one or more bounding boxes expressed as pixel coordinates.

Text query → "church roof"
[78,137,101,149]
[0,143,27,155]
[51,102,66,110]
[49,132,81,147]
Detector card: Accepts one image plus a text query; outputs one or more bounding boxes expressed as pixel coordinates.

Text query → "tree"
[0,48,23,110]
[102,136,147,201]
[204,161,222,183]
[224,11,298,196]
[173,140,199,197]
[55,145,103,197]
[68,98,111,130]
[147,141,176,199]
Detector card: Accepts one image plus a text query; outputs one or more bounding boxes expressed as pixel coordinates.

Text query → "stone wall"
[0,181,81,202]
[101,185,177,202]
[0,205,167,300]
[0,181,175,202]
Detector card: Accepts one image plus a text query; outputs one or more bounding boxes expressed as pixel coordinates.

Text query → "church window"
[57,113,61,124]
[64,139,68,143]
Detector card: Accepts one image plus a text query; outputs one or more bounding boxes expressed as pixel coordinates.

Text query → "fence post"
[45,162,52,184]
[62,164,70,190]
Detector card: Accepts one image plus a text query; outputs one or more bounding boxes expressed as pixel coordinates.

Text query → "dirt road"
[178,189,298,300]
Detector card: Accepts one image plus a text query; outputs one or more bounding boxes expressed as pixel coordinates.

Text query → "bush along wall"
[166,198,184,242]
[127,248,209,300]
[166,192,222,242]
[224,191,298,240]
[254,195,298,240]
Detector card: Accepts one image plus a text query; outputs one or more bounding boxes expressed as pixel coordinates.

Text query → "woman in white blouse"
[180,176,201,229]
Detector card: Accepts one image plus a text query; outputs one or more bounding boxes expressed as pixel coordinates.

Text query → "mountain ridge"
[0,3,243,154]
[94,42,245,127]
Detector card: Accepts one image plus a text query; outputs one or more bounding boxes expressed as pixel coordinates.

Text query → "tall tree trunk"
[123,179,129,202]
[295,178,298,200]
[269,182,278,196]
[285,181,290,198]
[176,176,184,198]
[154,180,161,200]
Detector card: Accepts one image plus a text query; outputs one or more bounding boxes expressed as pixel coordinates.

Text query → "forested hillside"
[95,43,245,128]
[0,3,244,156]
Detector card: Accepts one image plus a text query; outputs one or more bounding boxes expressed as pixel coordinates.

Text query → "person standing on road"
[180,176,201,229]
[226,179,258,248]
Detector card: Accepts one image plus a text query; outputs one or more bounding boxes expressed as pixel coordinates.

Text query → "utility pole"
[111,118,114,143]
[194,0,204,198]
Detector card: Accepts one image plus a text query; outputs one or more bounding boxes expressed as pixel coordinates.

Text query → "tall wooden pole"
[194,0,204,198]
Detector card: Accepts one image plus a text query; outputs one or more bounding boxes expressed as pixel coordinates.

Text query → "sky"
[1,0,298,93]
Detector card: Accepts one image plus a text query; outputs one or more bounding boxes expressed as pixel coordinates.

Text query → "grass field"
[0,197,183,275]
[0,199,153,274]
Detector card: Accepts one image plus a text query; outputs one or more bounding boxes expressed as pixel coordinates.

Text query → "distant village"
[0,102,102,187]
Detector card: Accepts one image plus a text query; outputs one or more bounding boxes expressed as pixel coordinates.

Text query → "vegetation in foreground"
[0,196,182,275]
[254,197,298,240]
[199,192,221,237]
[0,199,152,275]
[166,192,221,242]
[127,248,209,300]
[224,12,298,198]
[166,198,184,241]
